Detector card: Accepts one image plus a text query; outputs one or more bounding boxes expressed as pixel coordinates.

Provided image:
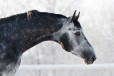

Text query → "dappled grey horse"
[0,10,96,76]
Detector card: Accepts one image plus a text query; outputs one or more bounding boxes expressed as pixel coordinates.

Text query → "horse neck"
[9,11,66,53]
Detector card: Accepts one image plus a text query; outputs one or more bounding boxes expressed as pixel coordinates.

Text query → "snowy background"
[0,0,114,76]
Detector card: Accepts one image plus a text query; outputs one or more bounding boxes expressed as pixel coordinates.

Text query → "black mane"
[0,10,67,24]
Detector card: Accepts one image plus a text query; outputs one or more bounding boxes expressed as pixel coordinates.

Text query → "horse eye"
[75,32,80,36]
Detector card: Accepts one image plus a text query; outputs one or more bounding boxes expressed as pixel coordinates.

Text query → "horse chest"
[0,44,21,76]
[1,58,21,76]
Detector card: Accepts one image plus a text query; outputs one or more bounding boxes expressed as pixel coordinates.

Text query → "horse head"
[53,10,96,64]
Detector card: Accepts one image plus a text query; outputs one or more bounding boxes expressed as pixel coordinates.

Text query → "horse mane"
[0,10,67,24]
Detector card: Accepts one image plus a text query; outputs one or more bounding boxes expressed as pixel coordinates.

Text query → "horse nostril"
[92,56,96,62]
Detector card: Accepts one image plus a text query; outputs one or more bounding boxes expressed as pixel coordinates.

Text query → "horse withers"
[0,10,96,76]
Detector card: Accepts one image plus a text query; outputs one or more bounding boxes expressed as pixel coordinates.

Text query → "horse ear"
[71,10,76,22]
[75,12,80,20]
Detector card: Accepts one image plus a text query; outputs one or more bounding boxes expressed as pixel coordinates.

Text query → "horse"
[0,10,96,76]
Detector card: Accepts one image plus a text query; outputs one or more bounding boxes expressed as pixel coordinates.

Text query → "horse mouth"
[84,56,96,64]
[84,59,94,64]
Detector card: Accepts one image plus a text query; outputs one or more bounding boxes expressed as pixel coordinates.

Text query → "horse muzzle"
[82,51,96,64]
[84,56,96,64]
